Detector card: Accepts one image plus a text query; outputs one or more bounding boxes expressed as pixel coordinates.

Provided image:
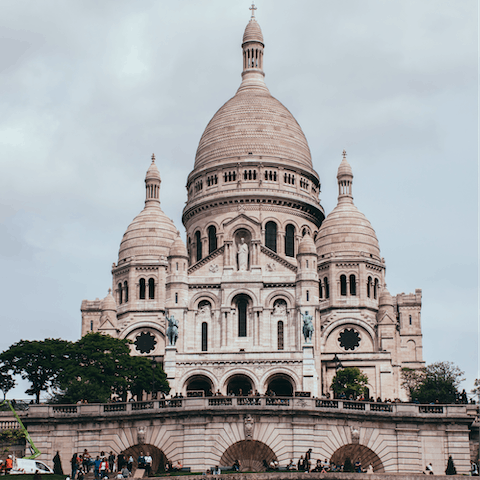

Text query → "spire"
[145,153,161,206]
[238,4,267,93]
[337,150,354,203]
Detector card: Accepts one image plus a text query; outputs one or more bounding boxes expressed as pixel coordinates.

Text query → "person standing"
[127,456,133,473]
[71,453,79,479]
[304,449,312,472]
[144,453,152,477]
[53,451,64,475]
[108,452,116,473]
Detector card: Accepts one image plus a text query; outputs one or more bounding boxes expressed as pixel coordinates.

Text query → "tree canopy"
[331,367,369,400]
[0,339,69,403]
[1,333,169,404]
[401,361,464,404]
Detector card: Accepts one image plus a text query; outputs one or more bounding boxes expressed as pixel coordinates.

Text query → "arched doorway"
[121,444,168,474]
[266,374,294,396]
[330,444,384,472]
[220,440,277,472]
[226,374,253,396]
[186,375,213,396]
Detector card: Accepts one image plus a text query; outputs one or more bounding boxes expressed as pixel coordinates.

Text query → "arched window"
[148,278,155,299]
[340,275,347,296]
[285,224,295,257]
[265,221,277,252]
[195,231,202,262]
[374,278,379,299]
[306,290,310,301]
[349,274,356,296]
[118,283,123,305]
[324,277,330,299]
[201,322,208,352]
[277,321,284,350]
[208,225,217,254]
[319,282,323,299]
[175,292,178,304]
[124,281,128,302]
[139,278,146,299]
[90,320,93,331]
[367,276,372,298]
[238,298,248,337]
[409,315,412,325]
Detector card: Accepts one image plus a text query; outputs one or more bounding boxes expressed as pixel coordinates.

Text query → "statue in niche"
[273,300,287,316]
[137,426,146,445]
[198,301,212,321]
[237,237,249,271]
[301,311,314,343]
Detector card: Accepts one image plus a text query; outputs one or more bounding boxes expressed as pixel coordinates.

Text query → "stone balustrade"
[21,398,476,420]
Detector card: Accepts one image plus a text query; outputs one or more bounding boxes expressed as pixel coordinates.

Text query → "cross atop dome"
[249,2,257,19]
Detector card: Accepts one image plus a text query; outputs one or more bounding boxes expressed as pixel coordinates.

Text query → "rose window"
[338,328,361,351]
[135,331,157,354]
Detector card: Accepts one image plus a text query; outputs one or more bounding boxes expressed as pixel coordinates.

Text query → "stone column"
[164,346,177,394]
[302,343,316,396]
[224,241,234,273]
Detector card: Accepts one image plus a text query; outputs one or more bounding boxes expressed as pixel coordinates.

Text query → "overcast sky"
[0,0,477,399]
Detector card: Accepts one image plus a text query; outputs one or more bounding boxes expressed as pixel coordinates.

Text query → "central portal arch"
[121,444,168,474]
[220,440,277,472]
[330,444,384,472]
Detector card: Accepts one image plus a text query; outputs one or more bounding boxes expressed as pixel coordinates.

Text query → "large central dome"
[193,18,313,171]
[194,89,313,170]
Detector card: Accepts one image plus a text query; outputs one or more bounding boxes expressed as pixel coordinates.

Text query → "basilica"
[81,11,424,401]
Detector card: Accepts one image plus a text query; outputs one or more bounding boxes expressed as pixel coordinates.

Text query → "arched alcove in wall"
[265,373,294,396]
[120,444,168,474]
[226,374,253,395]
[220,440,277,472]
[185,375,213,396]
[330,444,384,472]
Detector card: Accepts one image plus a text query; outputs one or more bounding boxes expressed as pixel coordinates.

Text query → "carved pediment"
[223,213,261,228]
[260,246,297,273]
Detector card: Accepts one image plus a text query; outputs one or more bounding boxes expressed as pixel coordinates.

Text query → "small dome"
[118,204,177,263]
[379,288,393,307]
[316,202,380,258]
[169,233,188,258]
[243,18,263,44]
[298,234,316,255]
[101,289,117,311]
[146,154,161,181]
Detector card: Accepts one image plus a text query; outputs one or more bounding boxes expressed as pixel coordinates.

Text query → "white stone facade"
[81,15,424,402]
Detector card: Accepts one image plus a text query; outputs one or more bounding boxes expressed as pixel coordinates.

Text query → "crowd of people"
[69,450,153,479]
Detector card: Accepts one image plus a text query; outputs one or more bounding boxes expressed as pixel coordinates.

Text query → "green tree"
[56,333,169,404]
[445,455,457,475]
[401,367,425,400]
[0,365,15,400]
[331,367,368,400]
[0,339,70,403]
[413,361,464,404]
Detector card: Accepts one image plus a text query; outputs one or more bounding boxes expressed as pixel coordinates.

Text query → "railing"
[266,398,290,406]
[52,405,77,414]
[316,399,338,409]
[20,399,471,419]
[0,421,20,430]
[104,403,127,413]
[370,403,393,412]
[419,405,444,414]
[208,398,233,406]
[131,401,154,411]
[343,401,366,411]
[237,397,261,406]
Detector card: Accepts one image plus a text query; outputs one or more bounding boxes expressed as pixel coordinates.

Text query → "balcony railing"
[22,398,472,419]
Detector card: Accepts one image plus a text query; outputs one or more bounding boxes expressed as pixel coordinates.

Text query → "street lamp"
[333,354,343,371]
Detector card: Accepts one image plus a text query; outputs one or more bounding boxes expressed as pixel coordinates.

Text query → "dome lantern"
[239,3,267,93]
[145,153,161,206]
[337,150,354,203]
